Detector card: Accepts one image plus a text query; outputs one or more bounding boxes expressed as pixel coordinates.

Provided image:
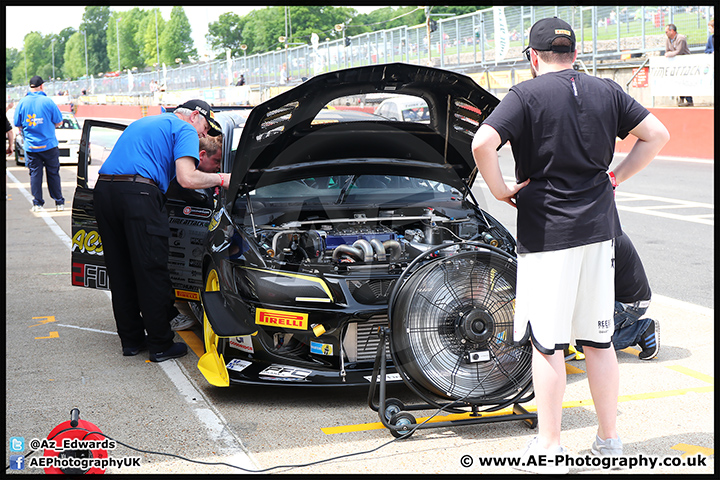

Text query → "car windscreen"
[58,115,80,130]
[250,174,459,204]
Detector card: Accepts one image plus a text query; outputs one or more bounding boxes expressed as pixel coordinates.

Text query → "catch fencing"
[6,5,714,104]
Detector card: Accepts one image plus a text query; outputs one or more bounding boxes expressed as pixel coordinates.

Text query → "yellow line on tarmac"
[323,366,714,435]
[671,443,714,458]
[322,407,525,435]
[177,330,205,358]
[665,365,714,385]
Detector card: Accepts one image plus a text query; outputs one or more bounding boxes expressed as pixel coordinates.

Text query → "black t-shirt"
[484,69,650,253]
[614,232,651,303]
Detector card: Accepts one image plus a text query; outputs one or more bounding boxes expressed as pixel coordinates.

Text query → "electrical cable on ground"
[5,379,497,473]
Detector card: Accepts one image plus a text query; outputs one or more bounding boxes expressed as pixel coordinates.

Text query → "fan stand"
[367,327,537,438]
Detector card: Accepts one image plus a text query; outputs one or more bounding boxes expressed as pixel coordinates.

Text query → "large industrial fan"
[368,242,536,438]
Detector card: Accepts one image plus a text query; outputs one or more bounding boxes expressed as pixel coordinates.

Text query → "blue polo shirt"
[99,113,200,193]
[14,91,63,153]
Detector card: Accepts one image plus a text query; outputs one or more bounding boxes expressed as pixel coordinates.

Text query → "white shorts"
[514,240,615,354]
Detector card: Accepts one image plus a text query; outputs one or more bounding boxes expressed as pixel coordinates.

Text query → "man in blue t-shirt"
[94,99,228,363]
[14,75,65,212]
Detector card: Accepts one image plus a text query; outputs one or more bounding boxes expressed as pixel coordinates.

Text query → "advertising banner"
[649,54,714,97]
[493,6,509,62]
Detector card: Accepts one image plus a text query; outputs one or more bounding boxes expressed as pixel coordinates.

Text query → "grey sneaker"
[56,204,65,211]
[31,205,44,212]
[170,313,195,331]
[513,437,570,474]
[591,435,623,456]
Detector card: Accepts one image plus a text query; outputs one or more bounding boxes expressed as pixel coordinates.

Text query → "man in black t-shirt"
[472,17,669,470]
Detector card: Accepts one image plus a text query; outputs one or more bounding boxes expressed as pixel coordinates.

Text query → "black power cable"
[6,383,498,474]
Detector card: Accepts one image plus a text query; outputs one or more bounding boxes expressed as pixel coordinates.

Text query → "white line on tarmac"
[6,169,260,472]
[57,324,118,335]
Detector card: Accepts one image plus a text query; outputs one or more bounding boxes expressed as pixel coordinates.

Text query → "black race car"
[72,64,529,400]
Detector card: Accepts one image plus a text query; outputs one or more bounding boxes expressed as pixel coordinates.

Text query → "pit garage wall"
[70,103,713,161]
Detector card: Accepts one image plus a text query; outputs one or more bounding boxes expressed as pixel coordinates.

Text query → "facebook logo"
[9,436,25,452]
[9,455,25,470]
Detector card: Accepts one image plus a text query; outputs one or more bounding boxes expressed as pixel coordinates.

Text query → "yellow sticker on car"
[255,308,308,330]
[175,289,200,301]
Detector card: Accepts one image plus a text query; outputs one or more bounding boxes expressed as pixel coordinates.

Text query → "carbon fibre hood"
[229,63,499,198]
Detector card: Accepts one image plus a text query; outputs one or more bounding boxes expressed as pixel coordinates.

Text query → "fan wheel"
[388,411,416,439]
[389,246,532,405]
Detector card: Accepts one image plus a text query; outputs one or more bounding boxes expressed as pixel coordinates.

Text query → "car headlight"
[236,266,334,305]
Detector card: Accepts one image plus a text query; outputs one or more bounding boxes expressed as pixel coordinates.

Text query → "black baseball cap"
[524,17,576,54]
[177,99,222,136]
[29,75,44,88]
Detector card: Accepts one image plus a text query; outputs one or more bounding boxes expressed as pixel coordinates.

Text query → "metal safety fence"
[6,5,714,104]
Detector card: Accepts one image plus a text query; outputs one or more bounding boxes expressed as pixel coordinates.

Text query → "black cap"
[29,75,44,88]
[524,17,576,54]
[177,99,222,136]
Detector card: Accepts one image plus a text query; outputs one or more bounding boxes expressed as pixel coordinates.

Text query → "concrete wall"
[614,107,714,159]
[72,101,713,160]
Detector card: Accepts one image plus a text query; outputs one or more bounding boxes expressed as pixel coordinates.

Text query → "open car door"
[71,120,126,290]
[70,118,216,302]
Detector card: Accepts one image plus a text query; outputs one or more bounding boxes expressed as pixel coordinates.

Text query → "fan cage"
[390,247,532,405]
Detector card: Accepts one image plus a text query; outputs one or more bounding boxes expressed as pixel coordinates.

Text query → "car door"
[70,119,215,302]
[71,120,125,291]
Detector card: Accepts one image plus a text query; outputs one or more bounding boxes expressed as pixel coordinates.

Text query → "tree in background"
[107,8,145,72]
[53,27,77,80]
[289,6,357,44]
[206,12,249,58]
[11,33,42,85]
[80,6,111,76]
[62,32,87,80]
[160,7,197,65]
[6,48,21,85]
[137,8,166,69]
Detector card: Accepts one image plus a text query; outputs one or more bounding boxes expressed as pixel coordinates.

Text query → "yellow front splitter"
[198,344,229,387]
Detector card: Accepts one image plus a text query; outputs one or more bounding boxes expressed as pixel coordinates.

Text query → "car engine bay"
[238,206,513,272]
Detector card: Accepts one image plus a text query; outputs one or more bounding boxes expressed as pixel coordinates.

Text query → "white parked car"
[15,111,83,166]
[374,95,431,123]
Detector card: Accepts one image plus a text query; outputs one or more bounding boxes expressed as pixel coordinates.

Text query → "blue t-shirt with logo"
[13,91,63,153]
[99,113,199,193]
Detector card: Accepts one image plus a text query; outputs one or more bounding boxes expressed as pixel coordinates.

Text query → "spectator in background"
[13,75,65,212]
[236,74,246,86]
[705,19,714,54]
[620,8,630,33]
[664,24,693,106]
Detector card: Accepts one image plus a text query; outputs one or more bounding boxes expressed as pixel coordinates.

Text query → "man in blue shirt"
[94,99,228,362]
[13,75,65,212]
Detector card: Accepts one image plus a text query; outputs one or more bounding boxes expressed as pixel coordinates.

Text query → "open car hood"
[229,63,499,199]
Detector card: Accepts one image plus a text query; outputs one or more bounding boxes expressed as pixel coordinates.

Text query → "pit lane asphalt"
[5,153,714,474]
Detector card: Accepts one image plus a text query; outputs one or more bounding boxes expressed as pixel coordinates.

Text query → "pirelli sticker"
[175,289,200,301]
[255,308,308,330]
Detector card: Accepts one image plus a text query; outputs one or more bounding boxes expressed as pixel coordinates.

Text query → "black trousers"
[94,180,178,353]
